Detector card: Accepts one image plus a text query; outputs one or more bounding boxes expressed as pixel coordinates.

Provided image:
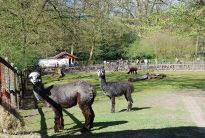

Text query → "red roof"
[54,51,77,59]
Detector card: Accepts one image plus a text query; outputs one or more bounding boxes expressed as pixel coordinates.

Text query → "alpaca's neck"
[33,82,51,99]
[33,82,61,110]
[33,82,44,101]
[33,82,44,93]
[99,76,108,91]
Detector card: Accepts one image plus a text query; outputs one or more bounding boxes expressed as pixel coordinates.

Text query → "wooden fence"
[0,57,24,109]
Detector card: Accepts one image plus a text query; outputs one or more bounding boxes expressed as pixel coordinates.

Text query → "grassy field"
[19,71,205,138]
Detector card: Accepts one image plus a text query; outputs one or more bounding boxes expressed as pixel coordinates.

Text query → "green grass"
[19,71,205,138]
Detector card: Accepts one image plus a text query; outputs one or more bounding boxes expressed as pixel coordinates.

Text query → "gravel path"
[183,96,205,133]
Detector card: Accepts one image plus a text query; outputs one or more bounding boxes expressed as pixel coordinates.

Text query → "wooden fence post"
[10,63,16,108]
[0,63,2,104]
[15,69,20,109]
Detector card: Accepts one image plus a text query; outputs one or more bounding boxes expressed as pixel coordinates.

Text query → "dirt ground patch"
[144,89,205,134]
[0,133,41,138]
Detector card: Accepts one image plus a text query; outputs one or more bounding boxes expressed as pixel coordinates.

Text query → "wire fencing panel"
[103,61,205,72]
[40,62,205,74]
[0,57,24,109]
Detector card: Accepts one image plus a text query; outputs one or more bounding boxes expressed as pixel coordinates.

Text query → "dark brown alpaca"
[127,67,138,74]
[29,72,96,133]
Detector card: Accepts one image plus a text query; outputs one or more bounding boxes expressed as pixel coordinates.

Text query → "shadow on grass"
[52,120,128,137]
[37,107,48,137]
[119,107,151,112]
[50,109,128,137]
[51,126,205,138]
[58,120,128,136]
[62,109,128,131]
[92,121,128,131]
[63,109,83,128]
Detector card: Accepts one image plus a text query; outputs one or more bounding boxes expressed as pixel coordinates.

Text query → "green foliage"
[125,38,155,59]
[98,43,123,60]
[0,0,64,69]
[97,26,137,60]
[1,0,205,69]
[126,31,196,60]
[167,3,205,36]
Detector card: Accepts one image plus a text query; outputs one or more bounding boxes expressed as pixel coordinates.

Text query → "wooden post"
[0,63,2,104]
[10,63,16,108]
[15,68,20,109]
[6,65,11,108]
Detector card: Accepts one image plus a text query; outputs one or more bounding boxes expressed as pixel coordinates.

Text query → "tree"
[0,0,71,68]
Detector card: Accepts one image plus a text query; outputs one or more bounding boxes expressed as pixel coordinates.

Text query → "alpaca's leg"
[127,95,133,112]
[89,106,95,128]
[124,93,133,112]
[57,106,64,130]
[110,97,115,113]
[79,104,94,132]
[59,109,64,130]
[53,109,61,132]
[127,100,132,112]
[53,107,64,132]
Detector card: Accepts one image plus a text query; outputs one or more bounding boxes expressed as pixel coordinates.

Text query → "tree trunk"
[195,35,199,56]
[89,45,94,61]
[71,45,74,55]
[89,40,95,62]
[21,17,27,68]
[136,0,142,18]
[150,0,157,13]
[70,0,76,56]
[143,0,149,15]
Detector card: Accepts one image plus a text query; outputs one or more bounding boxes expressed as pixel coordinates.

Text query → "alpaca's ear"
[97,70,101,76]
[28,74,32,79]
[102,69,105,73]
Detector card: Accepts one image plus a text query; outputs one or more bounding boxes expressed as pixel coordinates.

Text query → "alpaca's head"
[97,68,105,77]
[29,72,42,85]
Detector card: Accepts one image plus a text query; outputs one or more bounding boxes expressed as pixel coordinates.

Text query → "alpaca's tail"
[130,84,134,93]
[130,84,134,103]
[88,86,96,104]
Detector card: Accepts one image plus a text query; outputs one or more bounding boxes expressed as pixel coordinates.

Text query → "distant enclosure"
[0,57,25,110]
[40,60,205,74]
[104,61,205,72]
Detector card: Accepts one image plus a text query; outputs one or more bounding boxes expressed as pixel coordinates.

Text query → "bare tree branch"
[34,0,49,24]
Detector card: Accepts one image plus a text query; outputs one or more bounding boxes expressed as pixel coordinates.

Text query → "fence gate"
[0,57,24,109]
